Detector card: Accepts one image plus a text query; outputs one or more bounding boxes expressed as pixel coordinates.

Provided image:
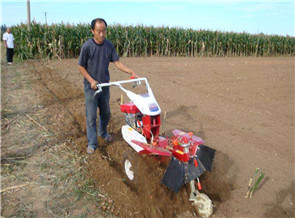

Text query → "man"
[78,18,138,154]
[3,27,15,65]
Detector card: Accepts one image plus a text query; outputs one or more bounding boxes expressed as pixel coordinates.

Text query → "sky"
[1,0,294,37]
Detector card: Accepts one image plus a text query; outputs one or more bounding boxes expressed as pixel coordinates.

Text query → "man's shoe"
[86,146,95,154]
[98,133,113,143]
[8,62,12,65]
[103,134,113,143]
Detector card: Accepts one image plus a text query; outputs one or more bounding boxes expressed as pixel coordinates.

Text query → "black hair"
[91,18,107,30]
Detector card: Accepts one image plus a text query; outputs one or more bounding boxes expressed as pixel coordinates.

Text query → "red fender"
[172,129,204,144]
[131,140,172,157]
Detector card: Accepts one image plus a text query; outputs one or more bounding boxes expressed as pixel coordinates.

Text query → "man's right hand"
[90,81,98,90]
[78,66,98,90]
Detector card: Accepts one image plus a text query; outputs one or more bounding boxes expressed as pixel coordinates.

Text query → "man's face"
[91,22,106,44]
[7,28,11,33]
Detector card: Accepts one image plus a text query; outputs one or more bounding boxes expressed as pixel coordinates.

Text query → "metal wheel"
[123,151,141,190]
[194,193,213,218]
[124,158,135,181]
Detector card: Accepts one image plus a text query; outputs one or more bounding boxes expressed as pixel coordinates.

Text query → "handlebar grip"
[94,84,102,96]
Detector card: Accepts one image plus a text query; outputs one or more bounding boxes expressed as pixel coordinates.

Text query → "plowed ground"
[2,56,294,217]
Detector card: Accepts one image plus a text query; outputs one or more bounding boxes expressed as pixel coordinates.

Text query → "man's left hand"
[131,72,139,78]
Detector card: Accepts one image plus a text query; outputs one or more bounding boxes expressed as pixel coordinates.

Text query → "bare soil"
[1,56,294,217]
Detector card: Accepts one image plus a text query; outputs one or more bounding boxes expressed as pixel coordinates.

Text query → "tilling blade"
[185,158,206,183]
[161,157,184,193]
[196,145,216,172]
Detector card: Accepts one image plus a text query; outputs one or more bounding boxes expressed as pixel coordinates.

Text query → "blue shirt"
[78,38,119,89]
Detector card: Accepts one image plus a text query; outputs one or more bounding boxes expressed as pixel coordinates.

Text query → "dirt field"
[1,55,294,217]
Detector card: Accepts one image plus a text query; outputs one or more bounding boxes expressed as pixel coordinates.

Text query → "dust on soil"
[2,56,294,217]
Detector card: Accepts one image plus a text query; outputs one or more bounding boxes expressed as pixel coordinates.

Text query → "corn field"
[11,22,295,60]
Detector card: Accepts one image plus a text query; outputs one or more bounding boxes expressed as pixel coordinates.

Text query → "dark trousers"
[6,48,14,63]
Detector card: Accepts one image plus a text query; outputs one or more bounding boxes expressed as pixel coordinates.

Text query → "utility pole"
[27,0,31,31]
[44,12,47,25]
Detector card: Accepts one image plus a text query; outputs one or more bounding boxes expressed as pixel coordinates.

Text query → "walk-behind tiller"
[95,77,216,217]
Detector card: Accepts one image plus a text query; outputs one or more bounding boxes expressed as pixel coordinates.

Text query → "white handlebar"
[94,77,147,96]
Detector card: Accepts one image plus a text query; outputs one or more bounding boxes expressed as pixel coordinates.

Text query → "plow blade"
[161,157,184,193]
[186,157,206,182]
[161,157,207,193]
[161,145,215,193]
[196,145,215,172]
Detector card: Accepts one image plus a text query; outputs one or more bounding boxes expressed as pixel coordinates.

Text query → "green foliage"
[11,22,295,60]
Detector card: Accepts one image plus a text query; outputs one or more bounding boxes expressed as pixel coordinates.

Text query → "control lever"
[131,76,141,88]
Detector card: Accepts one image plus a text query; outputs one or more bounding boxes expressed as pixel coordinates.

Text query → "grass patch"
[1,141,110,217]
[1,160,27,175]
[9,201,37,217]
[37,142,111,217]
[1,109,14,119]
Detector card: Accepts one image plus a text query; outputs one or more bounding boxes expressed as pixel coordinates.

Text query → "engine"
[120,102,160,143]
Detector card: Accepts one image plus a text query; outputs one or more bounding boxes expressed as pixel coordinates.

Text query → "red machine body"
[121,102,161,143]
[120,102,140,114]
[120,102,204,163]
